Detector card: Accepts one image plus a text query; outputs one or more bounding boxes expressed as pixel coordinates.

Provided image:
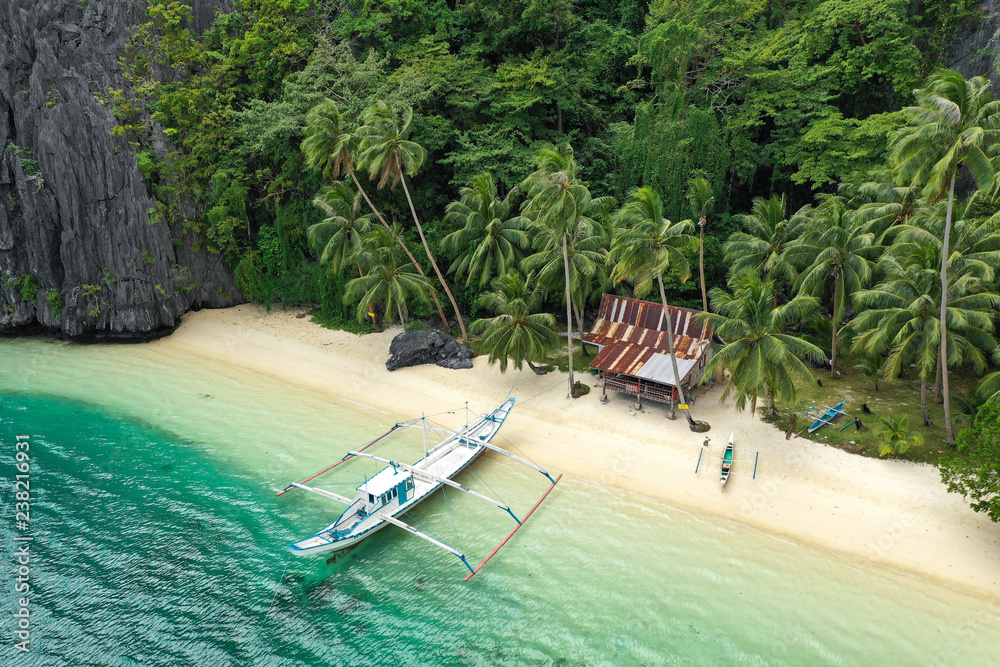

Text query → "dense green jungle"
[118,0,1000,519]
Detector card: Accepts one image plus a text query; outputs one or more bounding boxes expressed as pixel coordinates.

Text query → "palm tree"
[470,272,561,374]
[301,99,451,329]
[356,101,469,341]
[695,273,823,417]
[686,177,715,312]
[875,415,923,457]
[307,182,372,275]
[854,354,883,392]
[724,194,804,289]
[842,168,922,242]
[520,144,600,398]
[900,196,1000,402]
[975,370,1000,404]
[609,187,699,423]
[900,196,1000,282]
[850,245,1000,426]
[441,173,528,289]
[523,214,609,358]
[344,226,434,326]
[789,196,878,377]
[890,68,1000,447]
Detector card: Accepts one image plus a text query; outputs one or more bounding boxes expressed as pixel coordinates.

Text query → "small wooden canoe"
[807,400,846,433]
[721,431,734,488]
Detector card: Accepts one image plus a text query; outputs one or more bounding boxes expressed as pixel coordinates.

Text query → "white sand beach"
[150,304,1000,599]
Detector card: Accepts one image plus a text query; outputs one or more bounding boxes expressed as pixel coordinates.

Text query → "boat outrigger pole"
[275,425,401,496]
[376,512,475,574]
[474,439,558,485]
[288,482,354,504]
[464,473,562,581]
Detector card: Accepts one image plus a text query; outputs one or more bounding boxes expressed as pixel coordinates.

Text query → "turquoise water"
[2,338,1000,666]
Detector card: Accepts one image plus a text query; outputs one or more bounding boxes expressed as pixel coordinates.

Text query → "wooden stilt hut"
[584,294,713,407]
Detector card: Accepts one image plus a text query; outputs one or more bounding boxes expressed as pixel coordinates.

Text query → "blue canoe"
[807,400,846,433]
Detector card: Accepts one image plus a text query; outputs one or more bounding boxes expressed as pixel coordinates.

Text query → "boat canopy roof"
[359,466,410,497]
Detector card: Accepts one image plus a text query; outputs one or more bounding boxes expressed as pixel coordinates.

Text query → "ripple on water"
[2,340,1000,666]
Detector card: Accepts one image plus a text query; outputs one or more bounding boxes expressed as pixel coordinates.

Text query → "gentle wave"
[1,340,999,665]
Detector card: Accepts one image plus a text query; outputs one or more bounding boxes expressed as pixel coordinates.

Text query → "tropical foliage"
[470,272,560,374]
[939,402,1000,521]
[441,174,528,289]
[889,68,1000,446]
[308,182,371,275]
[790,196,878,376]
[519,145,607,397]
[610,187,696,420]
[343,226,433,326]
[695,274,823,417]
[875,415,923,457]
[104,0,1000,518]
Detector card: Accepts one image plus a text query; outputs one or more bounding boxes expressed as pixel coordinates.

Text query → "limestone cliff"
[0,0,238,340]
[945,1,1000,89]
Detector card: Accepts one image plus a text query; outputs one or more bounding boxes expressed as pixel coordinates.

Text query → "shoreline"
[149,304,1000,599]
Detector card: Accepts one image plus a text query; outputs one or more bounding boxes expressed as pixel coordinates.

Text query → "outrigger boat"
[720,431,734,488]
[806,400,847,433]
[278,398,561,578]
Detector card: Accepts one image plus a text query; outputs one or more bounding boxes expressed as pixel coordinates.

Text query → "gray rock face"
[0,0,239,340]
[386,330,475,371]
[192,0,233,33]
[944,1,1000,91]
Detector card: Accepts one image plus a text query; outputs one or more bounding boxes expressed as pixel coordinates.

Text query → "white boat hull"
[290,398,514,556]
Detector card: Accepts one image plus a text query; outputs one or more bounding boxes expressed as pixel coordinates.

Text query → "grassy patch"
[544,338,601,376]
[310,310,373,335]
[764,353,978,464]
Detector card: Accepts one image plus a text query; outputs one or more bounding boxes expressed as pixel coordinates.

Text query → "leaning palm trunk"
[763,381,777,418]
[657,275,694,425]
[349,169,450,330]
[574,302,590,358]
[920,376,933,427]
[699,218,708,312]
[397,160,469,342]
[934,356,943,403]
[940,174,956,446]
[830,273,843,377]
[526,360,548,375]
[563,235,575,397]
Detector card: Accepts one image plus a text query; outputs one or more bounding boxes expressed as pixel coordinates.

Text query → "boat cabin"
[584,294,713,407]
[356,466,415,513]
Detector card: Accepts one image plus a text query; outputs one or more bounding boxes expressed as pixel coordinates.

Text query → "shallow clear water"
[1,338,999,666]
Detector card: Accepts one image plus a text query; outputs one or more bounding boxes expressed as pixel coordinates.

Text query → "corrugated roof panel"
[586,294,710,337]
[590,342,646,375]
[586,294,713,386]
[635,354,698,386]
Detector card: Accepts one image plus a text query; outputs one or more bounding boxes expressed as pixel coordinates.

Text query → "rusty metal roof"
[585,294,713,383]
[584,294,712,358]
[591,343,700,384]
[590,293,711,338]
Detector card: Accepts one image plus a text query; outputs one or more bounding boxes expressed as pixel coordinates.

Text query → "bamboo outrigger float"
[278,398,561,578]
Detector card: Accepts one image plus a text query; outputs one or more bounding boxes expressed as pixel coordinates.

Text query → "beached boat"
[720,431,734,488]
[807,400,846,433]
[280,398,560,576]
